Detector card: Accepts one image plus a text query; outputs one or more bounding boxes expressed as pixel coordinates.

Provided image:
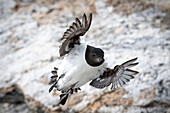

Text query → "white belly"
[57,43,106,91]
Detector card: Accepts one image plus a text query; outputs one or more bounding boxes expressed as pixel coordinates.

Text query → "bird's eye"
[92,53,96,57]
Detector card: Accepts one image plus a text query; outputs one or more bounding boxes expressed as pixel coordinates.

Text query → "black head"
[85,45,105,67]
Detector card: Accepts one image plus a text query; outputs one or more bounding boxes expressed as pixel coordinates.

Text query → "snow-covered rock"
[0,0,169,113]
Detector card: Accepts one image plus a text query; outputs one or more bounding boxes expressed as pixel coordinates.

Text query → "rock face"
[0,0,170,113]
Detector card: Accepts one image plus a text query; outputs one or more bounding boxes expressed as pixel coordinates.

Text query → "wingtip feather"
[122,57,139,68]
[86,13,92,31]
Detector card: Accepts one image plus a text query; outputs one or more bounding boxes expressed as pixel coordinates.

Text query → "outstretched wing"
[59,13,92,57]
[90,57,139,89]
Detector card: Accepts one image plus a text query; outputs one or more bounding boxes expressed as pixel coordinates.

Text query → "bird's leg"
[74,88,78,93]
[58,93,69,105]
[58,86,81,105]
[74,87,81,93]
[78,87,81,90]
[58,88,73,105]
[68,88,73,94]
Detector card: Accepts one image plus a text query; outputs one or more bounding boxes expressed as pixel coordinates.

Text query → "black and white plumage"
[49,13,139,105]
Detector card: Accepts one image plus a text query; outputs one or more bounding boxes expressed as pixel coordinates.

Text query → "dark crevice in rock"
[0,84,31,113]
[0,85,24,104]
[141,100,170,108]
[146,100,170,108]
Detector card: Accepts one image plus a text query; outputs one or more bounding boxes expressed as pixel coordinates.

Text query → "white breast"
[57,43,106,91]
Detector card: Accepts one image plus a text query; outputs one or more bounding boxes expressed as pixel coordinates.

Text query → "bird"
[49,13,139,105]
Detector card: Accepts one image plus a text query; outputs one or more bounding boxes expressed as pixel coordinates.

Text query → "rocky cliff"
[0,0,170,113]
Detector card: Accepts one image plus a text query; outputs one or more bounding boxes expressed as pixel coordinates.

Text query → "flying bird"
[49,13,139,105]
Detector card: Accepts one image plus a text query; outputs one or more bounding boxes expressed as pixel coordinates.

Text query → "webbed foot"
[58,93,69,105]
